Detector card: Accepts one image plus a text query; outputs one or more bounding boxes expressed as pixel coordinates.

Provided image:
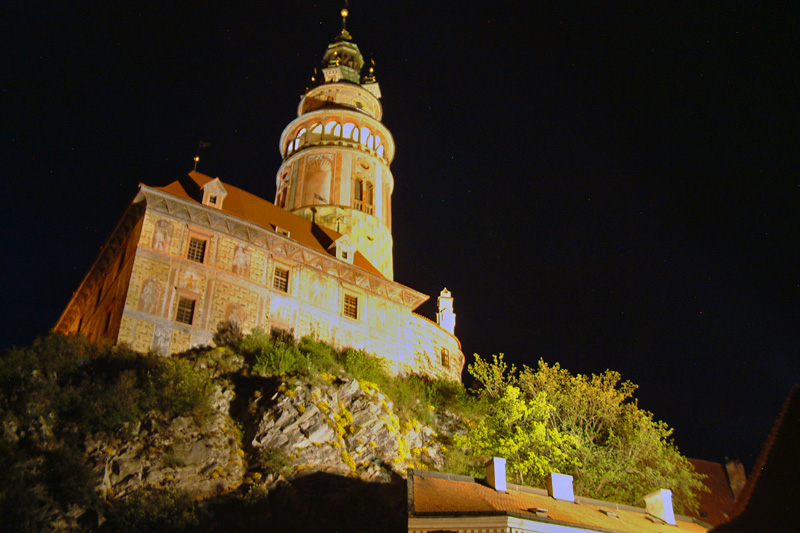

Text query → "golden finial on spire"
[337,2,352,41]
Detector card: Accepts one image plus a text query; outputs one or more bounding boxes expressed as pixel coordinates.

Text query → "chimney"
[485,457,506,492]
[725,459,747,500]
[546,472,575,502]
[644,489,676,525]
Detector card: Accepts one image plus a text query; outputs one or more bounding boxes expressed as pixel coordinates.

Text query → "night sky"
[3,2,797,472]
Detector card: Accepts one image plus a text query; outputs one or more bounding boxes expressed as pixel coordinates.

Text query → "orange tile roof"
[686,459,735,527]
[150,171,384,278]
[410,470,709,533]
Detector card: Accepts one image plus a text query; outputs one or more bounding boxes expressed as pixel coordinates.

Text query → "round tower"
[274,9,396,279]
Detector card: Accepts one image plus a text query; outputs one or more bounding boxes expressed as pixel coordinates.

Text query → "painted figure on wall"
[152,219,172,251]
[138,277,163,314]
[152,327,171,355]
[179,271,202,291]
[232,245,251,277]
[225,303,247,327]
[309,273,326,308]
[301,154,333,206]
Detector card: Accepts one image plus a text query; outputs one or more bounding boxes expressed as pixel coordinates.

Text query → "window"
[343,294,358,319]
[118,248,126,274]
[187,237,207,263]
[341,250,348,261]
[270,326,292,342]
[441,349,450,368]
[175,297,196,325]
[273,267,289,293]
[209,195,217,205]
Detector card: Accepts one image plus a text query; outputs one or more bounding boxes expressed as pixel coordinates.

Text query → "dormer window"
[201,178,227,209]
[275,226,290,238]
[331,235,355,264]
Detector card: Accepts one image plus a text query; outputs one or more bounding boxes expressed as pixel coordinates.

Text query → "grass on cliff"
[222,323,482,426]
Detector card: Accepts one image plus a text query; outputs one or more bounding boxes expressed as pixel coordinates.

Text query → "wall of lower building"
[115,207,463,381]
[55,205,144,345]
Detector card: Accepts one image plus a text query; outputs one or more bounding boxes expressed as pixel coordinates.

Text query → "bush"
[341,349,389,385]
[252,447,292,475]
[253,340,305,376]
[213,320,243,348]
[103,489,198,532]
[149,357,212,420]
[297,336,340,375]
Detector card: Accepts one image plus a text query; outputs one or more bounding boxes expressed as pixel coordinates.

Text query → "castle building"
[54,9,464,381]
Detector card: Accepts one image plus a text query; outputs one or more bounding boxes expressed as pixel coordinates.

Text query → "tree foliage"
[454,385,579,485]
[464,355,706,513]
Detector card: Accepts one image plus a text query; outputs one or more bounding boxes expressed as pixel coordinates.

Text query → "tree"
[465,355,706,513]
[454,384,579,485]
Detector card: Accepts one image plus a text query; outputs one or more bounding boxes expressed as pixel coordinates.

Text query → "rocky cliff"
[0,334,464,531]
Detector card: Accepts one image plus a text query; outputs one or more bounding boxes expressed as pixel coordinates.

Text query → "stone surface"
[250,377,445,478]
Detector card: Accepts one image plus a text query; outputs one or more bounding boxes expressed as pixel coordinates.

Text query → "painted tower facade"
[275,10,395,279]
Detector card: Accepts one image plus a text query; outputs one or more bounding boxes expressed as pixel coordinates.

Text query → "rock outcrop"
[86,386,244,501]
[250,375,444,481]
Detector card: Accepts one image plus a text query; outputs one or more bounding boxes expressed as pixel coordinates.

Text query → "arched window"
[324,121,339,138]
[366,182,374,205]
[354,179,363,201]
[342,123,355,140]
[441,349,450,368]
[308,123,323,143]
[377,145,384,157]
[360,127,370,145]
[366,134,375,149]
[295,128,306,150]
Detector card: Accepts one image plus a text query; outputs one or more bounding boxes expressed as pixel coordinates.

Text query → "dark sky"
[2,1,797,471]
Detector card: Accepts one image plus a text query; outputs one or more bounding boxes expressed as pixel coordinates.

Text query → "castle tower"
[275,8,396,279]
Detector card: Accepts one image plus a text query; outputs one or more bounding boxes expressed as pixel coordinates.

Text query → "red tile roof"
[687,459,736,527]
[410,470,709,533]
[712,385,800,532]
[151,171,384,278]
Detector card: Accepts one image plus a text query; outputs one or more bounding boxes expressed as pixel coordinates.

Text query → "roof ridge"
[725,384,799,521]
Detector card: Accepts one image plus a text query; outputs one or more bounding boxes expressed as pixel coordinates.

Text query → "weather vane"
[194,141,210,171]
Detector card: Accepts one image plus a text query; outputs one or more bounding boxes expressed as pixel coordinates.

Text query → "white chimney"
[644,488,676,525]
[486,457,506,492]
[546,472,575,502]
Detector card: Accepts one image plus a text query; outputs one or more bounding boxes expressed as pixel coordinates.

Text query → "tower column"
[274,10,396,279]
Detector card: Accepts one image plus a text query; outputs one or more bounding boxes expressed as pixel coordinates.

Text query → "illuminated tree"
[466,355,706,513]
[454,384,579,485]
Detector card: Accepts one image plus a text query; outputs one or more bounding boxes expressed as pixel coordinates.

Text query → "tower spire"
[337,4,352,41]
[275,6,395,278]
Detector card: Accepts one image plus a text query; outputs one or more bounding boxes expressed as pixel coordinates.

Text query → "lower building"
[408,459,711,533]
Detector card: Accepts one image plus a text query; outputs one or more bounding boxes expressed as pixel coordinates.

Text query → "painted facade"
[54,12,464,381]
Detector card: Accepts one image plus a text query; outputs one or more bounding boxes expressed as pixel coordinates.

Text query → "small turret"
[437,288,456,334]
